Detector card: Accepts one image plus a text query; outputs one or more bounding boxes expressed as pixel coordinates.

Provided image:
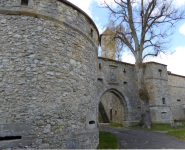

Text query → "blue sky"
[68,0,185,76]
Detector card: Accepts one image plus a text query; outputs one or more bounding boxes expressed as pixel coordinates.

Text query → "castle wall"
[0,0,99,149]
[145,62,173,123]
[101,92,123,124]
[168,74,185,121]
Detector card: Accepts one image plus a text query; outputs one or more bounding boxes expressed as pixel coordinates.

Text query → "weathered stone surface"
[168,74,185,121]
[0,0,99,149]
[101,92,123,124]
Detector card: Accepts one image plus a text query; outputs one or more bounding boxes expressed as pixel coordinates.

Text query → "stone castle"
[0,0,184,149]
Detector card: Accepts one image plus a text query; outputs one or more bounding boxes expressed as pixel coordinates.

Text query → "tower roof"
[101,27,115,36]
[100,28,115,46]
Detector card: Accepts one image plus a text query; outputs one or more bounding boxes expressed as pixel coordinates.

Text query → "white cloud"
[174,0,185,8]
[121,52,135,64]
[121,46,185,76]
[179,23,185,35]
[67,0,93,17]
[143,47,185,76]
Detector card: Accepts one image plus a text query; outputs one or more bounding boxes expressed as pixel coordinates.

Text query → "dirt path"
[100,125,185,149]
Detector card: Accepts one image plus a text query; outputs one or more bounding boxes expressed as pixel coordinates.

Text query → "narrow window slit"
[162,98,165,104]
[161,112,167,114]
[99,63,101,70]
[91,29,93,37]
[0,136,22,141]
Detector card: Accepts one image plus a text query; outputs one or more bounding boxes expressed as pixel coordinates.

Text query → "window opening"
[99,63,101,70]
[158,69,162,76]
[89,121,95,124]
[162,98,165,104]
[97,78,103,85]
[115,111,117,115]
[177,99,181,101]
[123,82,127,85]
[91,28,93,37]
[123,69,126,74]
[0,136,22,141]
[21,0,29,5]
[161,112,167,114]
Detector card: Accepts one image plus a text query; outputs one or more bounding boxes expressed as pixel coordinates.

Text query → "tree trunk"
[135,59,152,128]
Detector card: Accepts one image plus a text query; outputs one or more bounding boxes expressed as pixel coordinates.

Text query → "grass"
[109,122,123,127]
[97,131,119,149]
[166,130,185,140]
[130,123,185,131]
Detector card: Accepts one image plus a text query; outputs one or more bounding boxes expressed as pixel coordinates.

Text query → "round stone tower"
[0,0,99,149]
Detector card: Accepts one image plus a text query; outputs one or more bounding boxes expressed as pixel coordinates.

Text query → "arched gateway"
[98,88,128,124]
[97,59,142,126]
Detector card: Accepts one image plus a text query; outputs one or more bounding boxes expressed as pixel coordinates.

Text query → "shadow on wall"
[99,102,110,123]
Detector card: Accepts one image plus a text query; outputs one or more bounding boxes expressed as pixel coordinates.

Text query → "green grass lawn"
[109,122,123,127]
[97,131,119,149]
[130,123,185,131]
[166,129,185,140]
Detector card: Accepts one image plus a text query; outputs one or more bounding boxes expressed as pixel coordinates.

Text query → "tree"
[102,0,185,127]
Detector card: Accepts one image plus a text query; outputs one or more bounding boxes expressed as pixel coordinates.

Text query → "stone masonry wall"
[0,0,99,149]
[97,57,141,126]
[168,74,185,121]
[101,92,123,124]
[101,35,116,60]
[145,62,173,123]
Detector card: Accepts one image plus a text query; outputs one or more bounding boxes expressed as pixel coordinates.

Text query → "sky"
[68,0,185,76]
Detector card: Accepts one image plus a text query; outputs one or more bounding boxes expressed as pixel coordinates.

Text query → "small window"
[21,0,29,5]
[161,112,167,114]
[0,136,22,141]
[123,69,126,74]
[177,99,181,101]
[123,82,127,85]
[89,121,95,124]
[99,63,101,70]
[115,111,117,115]
[98,78,103,85]
[158,69,162,76]
[162,98,165,104]
[91,29,93,37]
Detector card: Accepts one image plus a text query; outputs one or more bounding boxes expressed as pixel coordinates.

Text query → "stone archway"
[98,88,129,126]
